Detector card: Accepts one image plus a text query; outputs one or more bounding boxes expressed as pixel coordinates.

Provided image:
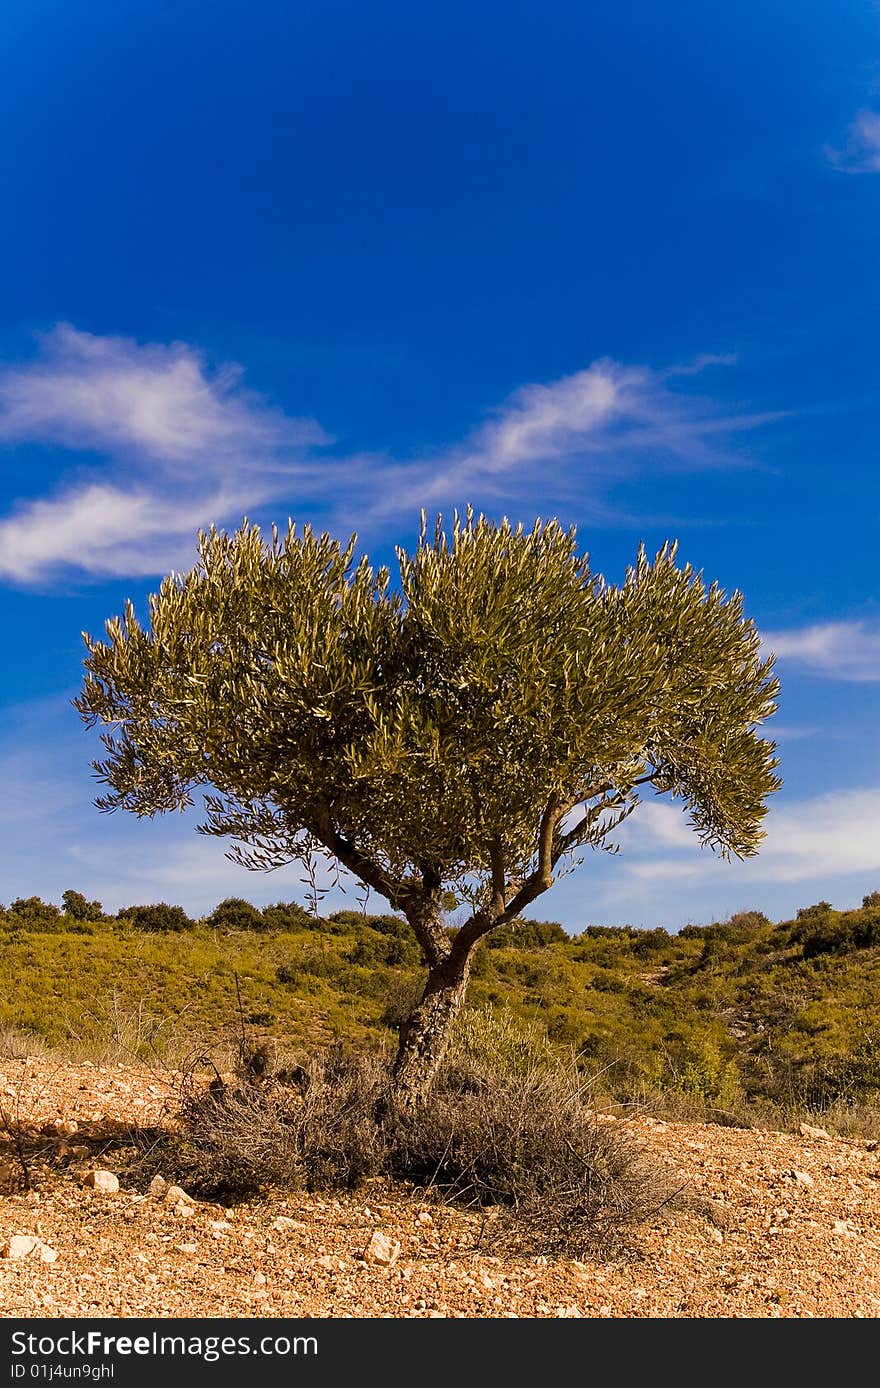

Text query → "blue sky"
[1,0,879,931]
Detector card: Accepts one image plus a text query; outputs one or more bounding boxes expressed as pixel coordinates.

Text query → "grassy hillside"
[4,891,880,1125]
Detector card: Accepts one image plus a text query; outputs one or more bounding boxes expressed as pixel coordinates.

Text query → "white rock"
[1,1234,39,1260]
[0,1234,57,1263]
[833,1219,857,1237]
[417,1210,434,1227]
[272,1215,306,1233]
[164,1184,194,1206]
[799,1122,830,1140]
[363,1230,400,1266]
[42,1119,78,1137]
[173,1200,196,1218]
[793,1170,814,1188]
[705,1227,723,1245]
[83,1170,119,1194]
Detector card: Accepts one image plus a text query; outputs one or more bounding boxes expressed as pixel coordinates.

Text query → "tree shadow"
[0,1113,168,1195]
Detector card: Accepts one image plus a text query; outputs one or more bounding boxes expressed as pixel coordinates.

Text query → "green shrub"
[260,900,314,930]
[208,897,266,931]
[61,889,104,921]
[365,912,412,939]
[9,896,61,927]
[118,902,195,932]
[486,919,569,949]
[673,1036,742,1107]
[451,1003,551,1076]
[380,977,425,1029]
[802,1028,880,1107]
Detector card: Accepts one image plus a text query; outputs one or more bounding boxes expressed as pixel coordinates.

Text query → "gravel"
[3,1057,880,1318]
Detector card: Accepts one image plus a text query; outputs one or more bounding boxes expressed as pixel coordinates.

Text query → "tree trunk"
[390,951,472,1107]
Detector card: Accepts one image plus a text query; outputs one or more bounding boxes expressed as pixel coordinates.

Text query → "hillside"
[4,890,880,1127]
[2,1056,880,1318]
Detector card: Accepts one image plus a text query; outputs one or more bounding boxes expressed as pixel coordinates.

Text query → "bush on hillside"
[260,901,319,931]
[794,904,880,961]
[207,897,266,932]
[7,896,61,928]
[118,902,195,932]
[61,889,104,921]
[347,926,421,967]
[485,919,569,949]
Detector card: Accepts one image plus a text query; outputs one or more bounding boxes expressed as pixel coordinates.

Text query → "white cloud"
[0,330,784,582]
[826,109,880,173]
[619,787,880,887]
[0,691,362,917]
[369,355,784,517]
[764,724,820,742]
[0,323,324,469]
[0,325,334,582]
[66,833,358,917]
[762,620,880,682]
[0,483,251,582]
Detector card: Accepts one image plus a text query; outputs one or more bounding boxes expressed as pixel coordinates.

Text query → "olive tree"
[76,511,780,1104]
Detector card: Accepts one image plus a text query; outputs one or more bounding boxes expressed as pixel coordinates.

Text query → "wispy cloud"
[0,328,783,583]
[762,620,880,682]
[66,833,356,916]
[0,325,329,582]
[370,355,784,518]
[826,109,880,173]
[0,323,324,469]
[617,788,880,887]
[0,484,248,581]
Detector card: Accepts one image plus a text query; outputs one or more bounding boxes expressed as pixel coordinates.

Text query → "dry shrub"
[139,1044,388,1202]
[141,1032,674,1253]
[387,1058,675,1254]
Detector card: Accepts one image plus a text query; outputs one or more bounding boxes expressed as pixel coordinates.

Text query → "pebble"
[363,1231,401,1267]
[82,1170,119,1194]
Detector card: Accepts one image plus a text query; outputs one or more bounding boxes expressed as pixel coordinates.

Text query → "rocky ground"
[3,1057,880,1319]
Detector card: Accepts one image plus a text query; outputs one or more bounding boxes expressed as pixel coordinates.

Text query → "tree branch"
[317,820,449,967]
[554,772,658,861]
[312,814,409,912]
[535,792,560,889]
[452,793,563,959]
[488,836,507,915]
[452,779,659,961]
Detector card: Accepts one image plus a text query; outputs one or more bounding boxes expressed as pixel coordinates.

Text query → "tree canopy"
[76,510,780,1100]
